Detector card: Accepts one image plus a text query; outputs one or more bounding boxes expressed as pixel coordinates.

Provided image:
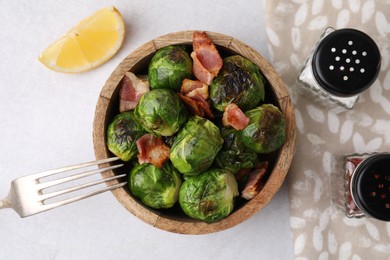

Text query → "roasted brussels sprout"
[210,55,265,112]
[215,127,257,174]
[107,111,145,161]
[170,116,223,175]
[239,104,286,153]
[148,45,193,91]
[134,89,188,136]
[179,169,239,223]
[129,162,182,209]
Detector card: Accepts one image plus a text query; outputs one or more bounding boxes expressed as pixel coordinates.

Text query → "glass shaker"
[337,153,390,221]
[298,27,381,110]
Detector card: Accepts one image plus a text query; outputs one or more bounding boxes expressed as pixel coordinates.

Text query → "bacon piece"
[136,134,170,168]
[180,94,214,119]
[191,52,214,85]
[179,79,214,119]
[222,103,250,130]
[119,72,150,112]
[241,162,268,200]
[181,78,209,100]
[193,31,223,76]
[191,31,223,84]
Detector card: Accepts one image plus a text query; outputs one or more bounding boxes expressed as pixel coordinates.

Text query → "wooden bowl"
[93,31,296,234]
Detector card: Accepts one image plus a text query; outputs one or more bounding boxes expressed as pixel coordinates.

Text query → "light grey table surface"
[0,1,294,259]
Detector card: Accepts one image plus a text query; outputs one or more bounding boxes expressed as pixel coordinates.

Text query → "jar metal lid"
[312,28,381,97]
[351,153,390,221]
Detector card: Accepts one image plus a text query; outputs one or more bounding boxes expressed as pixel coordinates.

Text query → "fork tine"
[28,157,120,180]
[37,163,123,190]
[39,173,126,201]
[38,180,127,215]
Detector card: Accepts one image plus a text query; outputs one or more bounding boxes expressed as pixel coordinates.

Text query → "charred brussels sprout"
[170,116,223,175]
[210,55,265,112]
[240,104,286,153]
[129,162,182,209]
[215,128,257,174]
[179,169,239,223]
[148,45,193,91]
[107,111,145,161]
[134,89,188,136]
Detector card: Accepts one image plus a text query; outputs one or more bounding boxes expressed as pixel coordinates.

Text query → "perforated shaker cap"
[312,28,381,97]
[351,154,390,222]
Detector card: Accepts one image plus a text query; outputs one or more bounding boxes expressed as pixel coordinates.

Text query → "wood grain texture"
[93,31,296,234]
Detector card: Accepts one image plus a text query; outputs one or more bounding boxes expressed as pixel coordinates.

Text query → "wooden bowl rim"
[93,30,296,234]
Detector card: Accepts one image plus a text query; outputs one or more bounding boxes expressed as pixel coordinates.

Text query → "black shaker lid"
[312,28,381,97]
[352,154,390,221]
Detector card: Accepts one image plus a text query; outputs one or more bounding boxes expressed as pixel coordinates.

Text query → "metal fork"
[0,157,126,217]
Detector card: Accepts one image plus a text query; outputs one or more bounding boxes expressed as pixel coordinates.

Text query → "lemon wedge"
[38,6,125,73]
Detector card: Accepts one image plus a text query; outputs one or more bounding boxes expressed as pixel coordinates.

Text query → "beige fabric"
[263,0,390,259]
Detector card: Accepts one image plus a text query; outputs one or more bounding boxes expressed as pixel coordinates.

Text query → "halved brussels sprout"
[134,89,188,136]
[170,116,223,176]
[107,111,145,161]
[239,104,286,153]
[210,55,265,112]
[215,127,257,174]
[148,45,193,92]
[179,168,239,223]
[129,162,182,209]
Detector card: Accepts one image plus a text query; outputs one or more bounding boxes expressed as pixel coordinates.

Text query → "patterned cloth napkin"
[263,1,390,259]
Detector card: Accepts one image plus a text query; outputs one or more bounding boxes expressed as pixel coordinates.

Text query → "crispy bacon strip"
[191,52,214,85]
[191,31,223,84]
[119,72,150,112]
[180,94,214,119]
[241,162,268,200]
[181,78,209,100]
[179,79,214,119]
[222,103,250,130]
[136,134,170,168]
